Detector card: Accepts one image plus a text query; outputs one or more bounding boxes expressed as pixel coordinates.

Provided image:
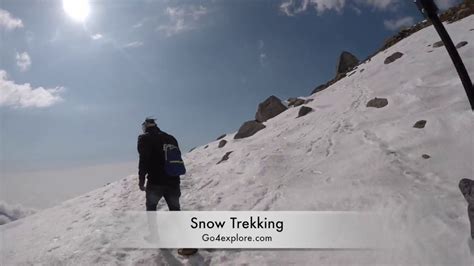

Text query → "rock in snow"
[255,95,287,122]
[218,139,227,148]
[216,134,226,140]
[413,120,427,129]
[384,52,404,64]
[433,41,444,48]
[456,41,468,48]
[287,98,306,107]
[366,97,389,108]
[297,106,313,117]
[336,51,359,75]
[217,151,233,164]
[234,120,266,139]
[311,84,328,95]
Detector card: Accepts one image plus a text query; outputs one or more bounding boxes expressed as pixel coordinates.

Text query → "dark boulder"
[456,41,468,48]
[311,84,327,95]
[413,120,427,129]
[218,139,227,148]
[288,98,305,107]
[234,120,266,139]
[217,151,233,164]
[255,96,287,122]
[336,51,359,75]
[422,154,431,159]
[366,97,388,108]
[189,147,196,152]
[298,106,313,117]
[384,52,404,64]
[433,41,444,48]
[204,145,209,149]
[216,134,226,140]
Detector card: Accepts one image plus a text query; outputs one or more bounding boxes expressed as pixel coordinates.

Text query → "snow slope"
[2,16,474,266]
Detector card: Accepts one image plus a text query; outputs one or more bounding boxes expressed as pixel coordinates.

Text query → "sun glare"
[63,0,90,22]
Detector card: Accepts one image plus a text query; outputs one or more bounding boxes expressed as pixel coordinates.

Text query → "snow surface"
[2,16,474,266]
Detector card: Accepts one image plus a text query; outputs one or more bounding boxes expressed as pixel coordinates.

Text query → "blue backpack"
[163,143,186,176]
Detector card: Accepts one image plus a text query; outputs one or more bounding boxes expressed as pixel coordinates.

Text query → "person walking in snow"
[137,118,186,211]
[459,178,474,239]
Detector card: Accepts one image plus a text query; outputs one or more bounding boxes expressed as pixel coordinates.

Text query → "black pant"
[145,184,181,211]
[469,204,474,239]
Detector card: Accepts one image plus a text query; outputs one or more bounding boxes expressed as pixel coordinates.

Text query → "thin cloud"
[384,16,415,31]
[351,5,362,15]
[91,33,103,40]
[358,0,400,11]
[133,22,144,28]
[0,9,23,31]
[280,0,346,16]
[0,70,64,108]
[158,5,208,36]
[16,52,32,72]
[259,53,267,66]
[123,41,144,48]
[434,0,459,10]
[279,0,400,16]
[258,40,267,66]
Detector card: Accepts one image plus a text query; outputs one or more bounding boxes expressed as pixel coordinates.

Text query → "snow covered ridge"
[2,16,474,266]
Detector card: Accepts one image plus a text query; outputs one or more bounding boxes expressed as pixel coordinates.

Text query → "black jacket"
[137,127,180,186]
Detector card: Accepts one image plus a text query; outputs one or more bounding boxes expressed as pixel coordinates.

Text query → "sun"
[62,0,90,22]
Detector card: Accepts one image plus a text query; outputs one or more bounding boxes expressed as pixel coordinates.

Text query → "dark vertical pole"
[415,0,474,110]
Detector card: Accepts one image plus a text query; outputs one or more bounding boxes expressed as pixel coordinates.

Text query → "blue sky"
[0,0,461,206]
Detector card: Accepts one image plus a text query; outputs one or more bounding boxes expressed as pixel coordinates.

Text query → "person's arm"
[460,179,474,205]
[137,134,150,190]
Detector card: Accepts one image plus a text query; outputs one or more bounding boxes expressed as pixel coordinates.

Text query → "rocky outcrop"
[413,120,427,129]
[336,51,359,75]
[384,52,404,64]
[234,120,266,139]
[217,151,233,164]
[380,1,473,52]
[309,1,473,98]
[440,1,474,23]
[255,96,287,122]
[216,134,226,140]
[297,106,313,117]
[366,97,388,108]
[218,139,227,148]
[309,50,360,96]
[287,98,306,107]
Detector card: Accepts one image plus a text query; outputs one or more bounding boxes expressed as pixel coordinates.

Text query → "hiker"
[459,178,474,239]
[137,118,185,211]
